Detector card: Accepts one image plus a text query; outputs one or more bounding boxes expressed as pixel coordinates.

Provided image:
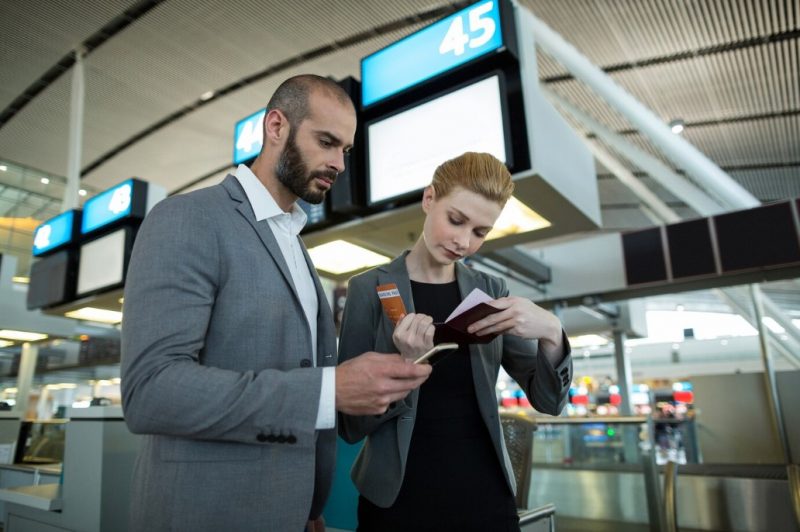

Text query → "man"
[121,74,432,532]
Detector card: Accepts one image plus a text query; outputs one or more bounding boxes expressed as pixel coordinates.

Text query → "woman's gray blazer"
[337,251,572,508]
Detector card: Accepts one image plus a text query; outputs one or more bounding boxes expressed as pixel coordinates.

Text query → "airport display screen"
[26,250,73,310]
[81,179,134,234]
[233,108,266,164]
[361,0,504,107]
[32,210,76,256]
[366,74,507,205]
[76,228,128,296]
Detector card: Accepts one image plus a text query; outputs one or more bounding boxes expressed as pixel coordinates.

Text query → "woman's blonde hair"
[430,152,514,205]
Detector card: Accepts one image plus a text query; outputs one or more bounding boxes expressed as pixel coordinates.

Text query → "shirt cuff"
[315,366,336,430]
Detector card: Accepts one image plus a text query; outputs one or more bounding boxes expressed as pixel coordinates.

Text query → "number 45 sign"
[361,0,505,107]
[439,1,497,56]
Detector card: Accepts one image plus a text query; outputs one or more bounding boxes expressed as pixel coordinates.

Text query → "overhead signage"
[361,0,504,107]
[81,179,146,235]
[32,210,79,257]
[233,108,266,164]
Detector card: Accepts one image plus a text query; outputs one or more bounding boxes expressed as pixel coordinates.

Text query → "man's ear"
[264,109,289,146]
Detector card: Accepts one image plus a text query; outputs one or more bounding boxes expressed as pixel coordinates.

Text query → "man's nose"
[329,150,346,174]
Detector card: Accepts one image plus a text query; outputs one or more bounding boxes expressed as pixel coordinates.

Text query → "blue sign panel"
[81,179,134,235]
[233,108,266,164]
[298,199,326,227]
[361,0,503,107]
[32,210,75,256]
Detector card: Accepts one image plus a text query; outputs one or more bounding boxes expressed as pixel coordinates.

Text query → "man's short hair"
[267,74,354,128]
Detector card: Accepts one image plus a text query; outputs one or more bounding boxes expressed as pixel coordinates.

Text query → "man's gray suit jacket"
[121,175,337,531]
[337,252,572,508]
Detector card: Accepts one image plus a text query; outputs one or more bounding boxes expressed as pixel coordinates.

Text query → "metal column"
[62,48,85,212]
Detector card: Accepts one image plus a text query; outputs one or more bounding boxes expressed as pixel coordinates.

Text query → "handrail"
[532,416,649,425]
[664,460,678,532]
[519,502,556,526]
[788,464,800,528]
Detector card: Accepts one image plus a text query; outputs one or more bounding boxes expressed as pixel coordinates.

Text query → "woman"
[337,152,572,531]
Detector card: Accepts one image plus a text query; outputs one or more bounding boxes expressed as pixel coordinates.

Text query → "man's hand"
[336,352,432,415]
[392,313,435,360]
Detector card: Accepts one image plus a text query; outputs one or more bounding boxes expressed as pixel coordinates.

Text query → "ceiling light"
[669,119,685,134]
[308,240,390,275]
[569,334,609,348]
[64,307,123,324]
[761,317,785,334]
[200,91,215,101]
[0,340,13,348]
[0,330,48,342]
[486,196,551,241]
[79,189,87,196]
[12,276,29,284]
[40,177,50,185]
[0,165,7,172]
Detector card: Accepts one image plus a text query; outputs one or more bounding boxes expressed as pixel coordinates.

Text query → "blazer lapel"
[376,251,415,314]
[299,242,337,366]
[455,262,495,377]
[222,175,300,301]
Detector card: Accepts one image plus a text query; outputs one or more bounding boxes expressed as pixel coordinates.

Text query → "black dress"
[357,280,520,532]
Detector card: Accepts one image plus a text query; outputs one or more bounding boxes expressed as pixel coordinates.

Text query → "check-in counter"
[526,416,799,531]
[0,407,140,532]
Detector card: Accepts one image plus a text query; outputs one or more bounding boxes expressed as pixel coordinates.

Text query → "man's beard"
[275,130,337,205]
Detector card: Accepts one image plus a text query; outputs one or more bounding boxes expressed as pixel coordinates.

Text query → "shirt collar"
[234,164,307,232]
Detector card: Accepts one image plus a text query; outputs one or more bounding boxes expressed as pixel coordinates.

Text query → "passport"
[433,288,503,345]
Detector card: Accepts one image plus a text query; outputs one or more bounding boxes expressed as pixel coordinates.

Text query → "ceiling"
[0,0,798,327]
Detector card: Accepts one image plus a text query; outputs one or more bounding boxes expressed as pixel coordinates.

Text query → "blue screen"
[361,0,503,107]
[82,179,134,235]
[32,211,74,256]
[297,199,326,226]
[233,108,266,164]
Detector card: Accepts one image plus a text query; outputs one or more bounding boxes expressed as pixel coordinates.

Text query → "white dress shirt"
[235,165,335,430]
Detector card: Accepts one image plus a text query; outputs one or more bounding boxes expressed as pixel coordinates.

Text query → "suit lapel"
[455,262,494,377]
[222,175,301,303]
[377,251,415,314]
[299,242,336,366]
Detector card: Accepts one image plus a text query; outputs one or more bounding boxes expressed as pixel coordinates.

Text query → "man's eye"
[449,217,463,226]
[320,138,332,147]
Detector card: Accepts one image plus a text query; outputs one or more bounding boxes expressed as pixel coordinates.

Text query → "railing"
[519,502,556,532]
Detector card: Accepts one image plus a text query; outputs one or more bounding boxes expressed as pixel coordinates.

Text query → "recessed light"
[0,165,7,172]
[0,330,48,342]
[79,189,87,196]
[200,91,215,101]
[669,119,685,134]
[40,177,50,185]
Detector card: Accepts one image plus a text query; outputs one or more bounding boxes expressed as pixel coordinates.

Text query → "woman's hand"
[392,313,435,360]
[467,296,563,352]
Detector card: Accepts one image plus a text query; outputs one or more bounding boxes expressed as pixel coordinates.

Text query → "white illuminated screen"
[77,229,126,296]
[367,75,507,204]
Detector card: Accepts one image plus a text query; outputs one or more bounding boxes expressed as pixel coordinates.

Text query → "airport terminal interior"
[0,0,799,530]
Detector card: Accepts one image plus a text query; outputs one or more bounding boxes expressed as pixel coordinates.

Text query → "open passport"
[377,283,502,345]
[433,287,503,345]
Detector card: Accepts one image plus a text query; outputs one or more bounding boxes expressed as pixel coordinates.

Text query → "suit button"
[267,434,278,443]
[300,359,312,368]
[277,435,287,443]
[256,433,268,443]
[287,435,297,444]
[389,402,396,410]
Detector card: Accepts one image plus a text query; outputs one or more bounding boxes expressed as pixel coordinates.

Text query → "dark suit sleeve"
[337,273,413,443]
[491,276,573,416]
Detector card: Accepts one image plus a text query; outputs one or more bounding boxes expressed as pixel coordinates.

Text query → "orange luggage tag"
[376,283,407,324]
